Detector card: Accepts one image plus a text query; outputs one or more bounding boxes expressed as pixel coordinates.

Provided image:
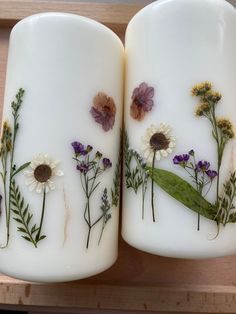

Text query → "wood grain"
[0,1,142,34]
[1,1,236,313]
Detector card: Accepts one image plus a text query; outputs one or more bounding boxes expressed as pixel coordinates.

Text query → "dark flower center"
[149,132,169,151]
[134,96,145,107]
[34,164,52,183]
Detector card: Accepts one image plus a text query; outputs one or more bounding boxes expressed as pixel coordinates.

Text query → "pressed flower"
[216,118,235,138]
[189,149,195,156]
[90,92,116,132]
[77,162,89,174]
[25,154,64,193]
[102,158,112,169]
[195,102,210,117]
[0,121,12,156]
[205,91,222,103]
[191,81,212,96]
[95,151,103,159]
[206,170,218,179]
[173,154,189,165]
[71,141,87,156]
[196,160,210,172]
[142,123,176,163]
[130,82,154,121]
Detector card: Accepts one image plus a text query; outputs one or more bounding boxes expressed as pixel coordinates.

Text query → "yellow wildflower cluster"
[191,81,212,96]
[216,118,235,139]
[0,121,12,157]
[195,102,211,117]
[205,91,222,103]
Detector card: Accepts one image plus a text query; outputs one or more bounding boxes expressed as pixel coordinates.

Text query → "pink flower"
[90,93,116,132]
[130,82,154,121]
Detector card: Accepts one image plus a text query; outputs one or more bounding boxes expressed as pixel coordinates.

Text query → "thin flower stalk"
[192,82,234,214]
[72,141,112,248]
[173,150,217,230]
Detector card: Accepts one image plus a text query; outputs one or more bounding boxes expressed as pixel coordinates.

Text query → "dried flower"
[206,170,218,179]
[95,151,103,159]
[189,149,195,156]
[90,92,116,132]
[142,123,176,163]
[0,121,12,156]
[25,154,64,193]
[71,141,87,155]
[130,82,154,121]
[195,102,211,117]
[102,158,112,169]
[77,162,89,174]
[173,154,189,166]
[216,118,235,139]
[191,81,212,96]
[204,91,222,103]
[196,160,210,172]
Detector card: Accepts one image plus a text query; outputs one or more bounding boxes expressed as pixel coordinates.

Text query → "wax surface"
[122,0,236,258]
[0,13,124,282]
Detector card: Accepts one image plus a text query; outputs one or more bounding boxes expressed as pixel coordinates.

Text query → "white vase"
[122,0,236,259]
[0,12,124,282]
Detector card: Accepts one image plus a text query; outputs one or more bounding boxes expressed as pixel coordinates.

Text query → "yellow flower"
[195,102,210,117]
[191,81,212,96]
[205,91,222,103]
[217,118,235,139]
[0,121,12,157]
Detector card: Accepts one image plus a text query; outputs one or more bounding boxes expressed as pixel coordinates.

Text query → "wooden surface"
[1,1,236,313]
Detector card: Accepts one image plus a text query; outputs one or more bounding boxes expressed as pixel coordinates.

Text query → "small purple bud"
[196,161,210,172]
[173,154,189,165]
[206,170,218,179]
[72,141,85,155]
[103,158,112,169]
[76,162,89,174]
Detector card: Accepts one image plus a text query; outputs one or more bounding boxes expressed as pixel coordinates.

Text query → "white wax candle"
[0,13,124,282]
[122,0,236,259]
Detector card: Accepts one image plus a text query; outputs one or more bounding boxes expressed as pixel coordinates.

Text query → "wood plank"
[0,1,143,34]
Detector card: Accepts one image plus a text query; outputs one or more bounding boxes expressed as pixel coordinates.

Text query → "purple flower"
[130,82,154,121]
[77,162,89,174]
[103,158,112,169]
[196,161,210,172]
[206,170,218,179]
[72,141,87,155]
[173,154,189,165]
[90,92,116,132]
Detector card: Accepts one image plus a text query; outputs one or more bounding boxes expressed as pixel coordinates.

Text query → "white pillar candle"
[0,13,123,282]
[122,0,236,259]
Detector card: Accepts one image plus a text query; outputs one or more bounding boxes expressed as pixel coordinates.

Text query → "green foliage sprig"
[98,188,111,244]
[11,180,45,248]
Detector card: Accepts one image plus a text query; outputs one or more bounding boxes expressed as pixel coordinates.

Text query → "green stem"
[151,151,156,222]
[37,187,46,242]
[98,220,105,245]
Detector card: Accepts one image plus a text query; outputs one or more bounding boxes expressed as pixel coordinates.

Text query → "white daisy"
[25,154,64,193]
[142,123,176,163]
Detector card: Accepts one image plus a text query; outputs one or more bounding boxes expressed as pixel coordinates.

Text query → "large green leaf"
[147,167,217,221]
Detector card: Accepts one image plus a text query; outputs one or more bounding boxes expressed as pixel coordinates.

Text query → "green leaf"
[147,167,217,221]
[12,162,31,178]
[13,217,22,223]
[17,227,27,233]
[22,236,31,242]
